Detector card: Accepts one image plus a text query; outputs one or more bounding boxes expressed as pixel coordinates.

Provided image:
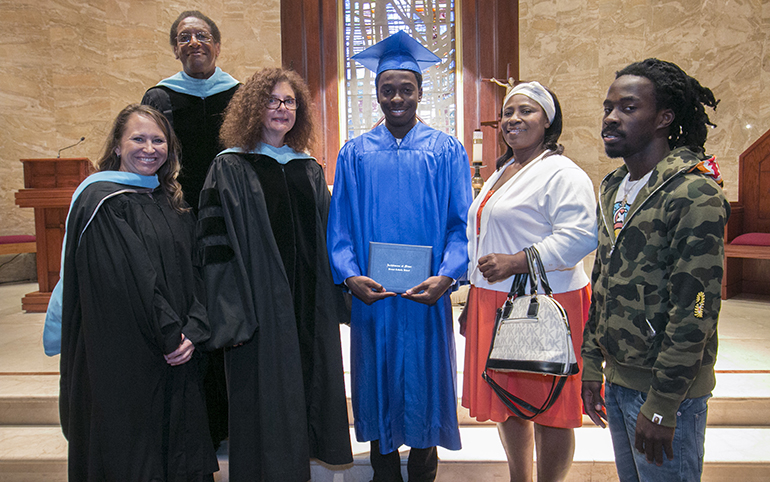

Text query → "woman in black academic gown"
[197,68,353,481]
[58,104,218,481]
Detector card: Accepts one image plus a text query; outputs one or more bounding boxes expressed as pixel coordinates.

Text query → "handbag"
[482,246,579,420]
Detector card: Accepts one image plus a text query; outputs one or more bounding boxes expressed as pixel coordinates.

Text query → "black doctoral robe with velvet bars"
[197,152,353,481]
[59,182,218,481]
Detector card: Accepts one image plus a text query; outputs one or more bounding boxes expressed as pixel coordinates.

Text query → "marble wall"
[0,0,281,234]
[1,0,767,235]
[517,0,769,202]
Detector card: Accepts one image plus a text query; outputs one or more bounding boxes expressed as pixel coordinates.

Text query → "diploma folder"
[368,242,432,293]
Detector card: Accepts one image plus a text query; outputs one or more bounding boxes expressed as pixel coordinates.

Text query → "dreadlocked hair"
[616,58,719,155]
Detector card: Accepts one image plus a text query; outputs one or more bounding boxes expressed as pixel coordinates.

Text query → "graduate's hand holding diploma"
[346,276,397,305]
[164,334,195,366]
[402,275,453,306]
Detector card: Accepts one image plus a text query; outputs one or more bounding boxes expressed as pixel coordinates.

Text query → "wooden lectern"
[14,158,91,312]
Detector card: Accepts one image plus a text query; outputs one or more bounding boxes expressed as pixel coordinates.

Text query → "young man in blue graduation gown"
[327,31,472,481]
[141,10,239,449]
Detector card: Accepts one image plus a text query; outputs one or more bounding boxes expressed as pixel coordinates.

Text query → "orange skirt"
[462,284,591,428]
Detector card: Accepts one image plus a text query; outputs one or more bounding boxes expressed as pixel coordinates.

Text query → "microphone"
[57,136,85,158]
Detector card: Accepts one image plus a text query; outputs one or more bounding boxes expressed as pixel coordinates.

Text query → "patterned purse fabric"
[482,246,578,419]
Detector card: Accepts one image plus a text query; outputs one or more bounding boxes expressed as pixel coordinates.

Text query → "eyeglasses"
[176,31,214,45]
[266,97,298,110]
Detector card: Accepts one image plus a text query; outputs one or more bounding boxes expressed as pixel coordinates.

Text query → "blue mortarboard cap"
[351,30,441,75]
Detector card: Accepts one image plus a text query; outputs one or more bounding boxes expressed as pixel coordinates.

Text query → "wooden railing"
[722,128,770,299]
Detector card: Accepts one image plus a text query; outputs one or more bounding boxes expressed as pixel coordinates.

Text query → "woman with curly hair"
[51,104,218,480]
[197,68,353,481]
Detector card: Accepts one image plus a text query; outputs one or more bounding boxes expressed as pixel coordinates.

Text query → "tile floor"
[2,281,770,481]
[3,281,769,378]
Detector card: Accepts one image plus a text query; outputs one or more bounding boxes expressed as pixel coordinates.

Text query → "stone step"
[3,373,770,428]
[0,375,59,426]
[2,426,769,482]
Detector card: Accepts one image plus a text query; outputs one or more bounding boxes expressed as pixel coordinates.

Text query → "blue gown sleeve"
[436,137,473,281]
[327,141,363,284]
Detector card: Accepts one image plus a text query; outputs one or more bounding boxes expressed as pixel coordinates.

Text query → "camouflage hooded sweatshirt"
[582,147,729,428]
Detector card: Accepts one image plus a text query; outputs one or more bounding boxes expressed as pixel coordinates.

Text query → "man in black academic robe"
[141,11,241,448]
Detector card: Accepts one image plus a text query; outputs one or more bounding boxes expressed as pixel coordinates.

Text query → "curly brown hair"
[219,68,315,152]
[96,104,187,213]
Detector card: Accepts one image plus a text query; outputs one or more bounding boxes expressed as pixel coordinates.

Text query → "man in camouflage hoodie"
[581,59,728,482]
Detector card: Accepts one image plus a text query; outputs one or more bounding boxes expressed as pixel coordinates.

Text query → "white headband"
[502,81,556,124]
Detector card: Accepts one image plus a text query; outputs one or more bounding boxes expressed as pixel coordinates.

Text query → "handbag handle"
[500,247,553,319]
[505,247,536,298]
[504,246,552,297]
[502,246,552,306]
[526,246,554,297]
[524,247,539,296]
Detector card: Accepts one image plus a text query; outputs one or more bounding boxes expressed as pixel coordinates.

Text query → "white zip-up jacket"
[467,151,598,294]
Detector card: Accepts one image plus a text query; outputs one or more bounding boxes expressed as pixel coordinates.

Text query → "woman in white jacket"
[461,82,598,482]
